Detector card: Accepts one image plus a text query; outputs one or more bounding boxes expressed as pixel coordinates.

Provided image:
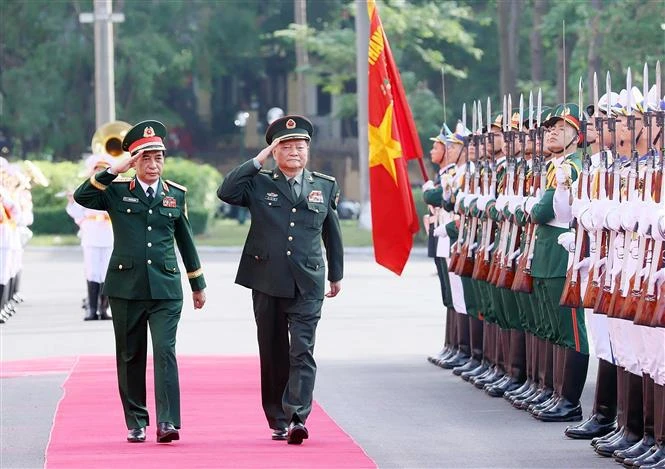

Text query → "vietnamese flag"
[367,0,421,275]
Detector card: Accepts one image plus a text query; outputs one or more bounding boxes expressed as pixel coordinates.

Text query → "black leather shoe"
[287,421,309,445]
[565,414,617,439]
[614,435,656,464]
[623,446,657,467]
[634,445,665,468]
[529,393,559,415]
[592,426,623,448]
[486,377,523,398]
[462,362,489,382]
[272,428,288,441]
[439,351,470,369]
[453,358,480,376]
[127,427,146,443]
[510,382,539,406]
[533,398,583,422]
[595,431,641,457]
[156,422,180,443]
[505,379,532,401]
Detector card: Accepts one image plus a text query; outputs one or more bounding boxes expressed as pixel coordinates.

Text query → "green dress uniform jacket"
[74,169,206,297]
[217,159,343,300]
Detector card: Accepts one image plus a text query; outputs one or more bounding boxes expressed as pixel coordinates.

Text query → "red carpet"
[40,356,376,468]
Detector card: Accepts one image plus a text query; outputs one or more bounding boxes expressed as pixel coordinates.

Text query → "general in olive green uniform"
[217,115,343,444]
[74,121,206,441]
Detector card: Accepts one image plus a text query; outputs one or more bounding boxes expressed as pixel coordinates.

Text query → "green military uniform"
[74,121,206,432]
[217,115,344,433]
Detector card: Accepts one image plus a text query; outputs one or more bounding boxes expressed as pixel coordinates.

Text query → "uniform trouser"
[534,277,588,353]
[109,298,182,430]
[0,248,11,284]
[252,290,322,429]
[82,246,112,283]
[434,257,453,310]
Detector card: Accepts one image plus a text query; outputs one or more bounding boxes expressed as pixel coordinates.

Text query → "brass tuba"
[91,120,132,157]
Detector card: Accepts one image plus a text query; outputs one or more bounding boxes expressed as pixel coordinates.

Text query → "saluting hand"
[254,138,282,166]
[325,281,341,298]
[110,151,143,174]
[193,289,206,309]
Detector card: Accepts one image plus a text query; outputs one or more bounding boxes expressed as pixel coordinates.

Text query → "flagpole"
[355,0,371,229]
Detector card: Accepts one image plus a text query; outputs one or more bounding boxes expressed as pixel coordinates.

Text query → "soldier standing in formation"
[67,154,115,321]
[425,65,664,468]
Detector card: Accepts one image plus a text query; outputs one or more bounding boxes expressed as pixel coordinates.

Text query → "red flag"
[367,0,420,275]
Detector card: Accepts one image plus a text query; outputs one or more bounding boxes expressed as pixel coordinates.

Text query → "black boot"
[535,348,588,422]
[84,281,100,321]
[97,283,111,320]
[566,358,618,439]
[596,372,643,457]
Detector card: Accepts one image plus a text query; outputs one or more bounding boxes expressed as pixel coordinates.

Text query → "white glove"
[651,213,665,242]
[620,200,640,232]
[433,223,448,238]
[422,180,435,192]
[476,195,492,212]
[637,202,658,237]
[589,199,615,231]
[557,231,576,252]
[578,207,595,232]
[555,164,572,187]
[571,197,590,220]
[495,194,509,211]
[524,196,540,215]
[604,206,622,231]
[574,256,591,279]
[508,195,523,215]
[654,268,665,289]
[463,193,478,209]
[454,191,466,213]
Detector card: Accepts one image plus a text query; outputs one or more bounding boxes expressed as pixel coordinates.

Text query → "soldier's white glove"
[620,200,641,232]
[637,202,658,237]
[555,164,572,187]
[571,197,590,220]
[578,206,595,232]
[477,194,492,212]
[654,268,665,289]
[650,212,665,242]
[463,193,478,210]
[508,195,523,215]
[422,180,435,192]
[433,223,448,238]
[557,231,576,253]
[454,191,466,213]
[573,257,591,279]
[589,199,615,230]
[604,205,623,231]
[495,194,509,212]
[523,195,540,215]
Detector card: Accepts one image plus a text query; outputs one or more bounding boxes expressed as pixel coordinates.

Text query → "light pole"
[355,0,370,229]
[79,0,124,128]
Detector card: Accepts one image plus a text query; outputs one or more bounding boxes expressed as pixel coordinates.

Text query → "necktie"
[146,186,155,202]
[288,178,298,200]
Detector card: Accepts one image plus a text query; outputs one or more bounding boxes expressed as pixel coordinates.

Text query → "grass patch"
[29,218,375,247]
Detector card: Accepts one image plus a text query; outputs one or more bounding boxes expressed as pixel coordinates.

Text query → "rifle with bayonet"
[560,78,591,307]
[447,104,469,274]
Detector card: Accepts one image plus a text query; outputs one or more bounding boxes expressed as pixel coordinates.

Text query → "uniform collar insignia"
[129,179,136,191]
[162,180,170,192]
[273,173,279,180]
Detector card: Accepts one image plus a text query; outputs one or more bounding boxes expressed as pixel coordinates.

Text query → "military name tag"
[162,196,177,208]
[307,190,323,204]
[265,192,279,202]
[122,196,139,203]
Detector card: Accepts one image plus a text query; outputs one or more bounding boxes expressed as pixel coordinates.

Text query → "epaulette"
[312,171,336,182]
[259,169,273,175]
[165,180,187,192]
[112,177,133,183]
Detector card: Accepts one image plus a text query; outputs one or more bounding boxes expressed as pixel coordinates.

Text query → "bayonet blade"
[477,100,482,134]
[508,94,513,131]
[528,90,534,129]
[503,95,507,131]
[593,72,599,117]
[472,100,477,134]
[519,94,524,132]
[578,77,583,120]
[487,97,491,132]
[462,103,467,134]
[537,88,542,127]
[657,60,661,105]
[606,71,612,116]
[626,67,632,116]
[643,62,649,110]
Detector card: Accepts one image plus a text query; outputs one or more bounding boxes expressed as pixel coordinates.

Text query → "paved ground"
[1,247,613,468]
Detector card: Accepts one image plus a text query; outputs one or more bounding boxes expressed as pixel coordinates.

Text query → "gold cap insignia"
[143,126,155,137]
[286,119,296,129]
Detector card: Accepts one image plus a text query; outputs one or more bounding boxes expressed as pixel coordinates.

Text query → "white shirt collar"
[136,177,159,197]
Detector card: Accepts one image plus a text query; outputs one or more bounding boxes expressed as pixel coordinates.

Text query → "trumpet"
[91,120,131,158]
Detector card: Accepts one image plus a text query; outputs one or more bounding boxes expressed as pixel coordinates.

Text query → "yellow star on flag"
[369,102,402,183]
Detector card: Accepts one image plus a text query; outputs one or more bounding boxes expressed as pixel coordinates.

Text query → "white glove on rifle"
[422,180,435,192]
[557,231,576,253]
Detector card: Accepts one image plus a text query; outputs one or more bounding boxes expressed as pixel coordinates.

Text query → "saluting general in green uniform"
[217,115,344,445]
[74,120,207,444]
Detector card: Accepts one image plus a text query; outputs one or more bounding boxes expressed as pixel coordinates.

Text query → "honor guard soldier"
[74,120,207,444]
[217,115,344,445]
[67,154,115,320]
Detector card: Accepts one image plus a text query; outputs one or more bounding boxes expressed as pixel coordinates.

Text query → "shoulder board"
[312,171,336,182]
[259,169,273,175]
[112,177,133,183]
[165,180,187,192]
